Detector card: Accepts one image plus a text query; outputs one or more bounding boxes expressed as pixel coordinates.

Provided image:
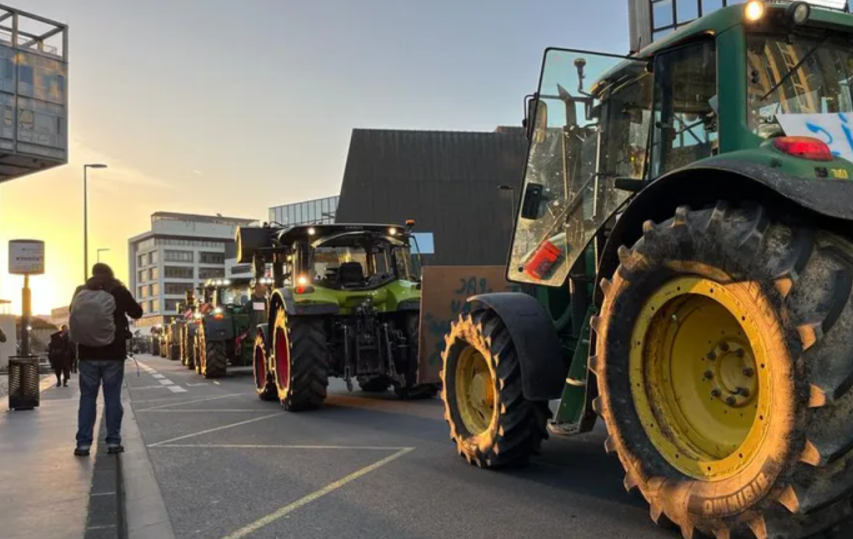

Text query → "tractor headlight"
[745,0,766,22]
[297,275,309,286]
[307,227,316,236]
[787,1,811,25]
[388,227,398,236]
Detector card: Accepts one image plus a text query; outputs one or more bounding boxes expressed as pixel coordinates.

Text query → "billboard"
[9,240,45,275]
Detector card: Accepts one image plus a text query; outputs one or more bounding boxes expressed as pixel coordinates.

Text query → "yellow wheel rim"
[629,277,772,481]
[455,346,496,436]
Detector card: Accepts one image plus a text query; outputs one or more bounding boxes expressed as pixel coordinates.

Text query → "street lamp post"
[97,248,110,263]
[84,164,108,280]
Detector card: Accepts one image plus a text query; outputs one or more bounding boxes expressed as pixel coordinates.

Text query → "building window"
[199,252,224,264]
[164,266,194,279]
[140,286,149,298]
[199,267,225,279]
[164,299,180,312]
[230,264,252,275]
[151,267,159,280]
[138,270,146,283]
[149,251,158,264]
[164,250,193,262]
[138,286,145,299]
[164,282,193,295]
[148,300,156,313]
[151,283,159,296]
[138,254,146,267]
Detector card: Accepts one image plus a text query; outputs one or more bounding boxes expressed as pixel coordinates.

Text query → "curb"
[120,382,176,539]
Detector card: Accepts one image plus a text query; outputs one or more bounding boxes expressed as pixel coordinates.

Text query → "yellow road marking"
[147,412,283,447]
[222,447,414,539]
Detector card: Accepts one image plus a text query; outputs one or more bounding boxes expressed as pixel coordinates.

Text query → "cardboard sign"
[777,113,853,164]
[9,240,45,275]
[417,266,528,384]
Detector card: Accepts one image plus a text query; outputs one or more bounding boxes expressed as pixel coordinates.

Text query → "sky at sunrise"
[0,0,630,315]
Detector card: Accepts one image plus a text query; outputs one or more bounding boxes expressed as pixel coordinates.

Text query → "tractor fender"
[202,316,233,342]
[468,292,568,401]
[597,160,853,304]
[273,288,340,317]
[255,323,270,351]
[395,298,420,312]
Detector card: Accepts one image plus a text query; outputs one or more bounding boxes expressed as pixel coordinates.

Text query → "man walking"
[48,324,74,387]
[69,263,143,457]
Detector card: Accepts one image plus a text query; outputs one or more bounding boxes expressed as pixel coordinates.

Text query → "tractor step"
[547,421,582,437]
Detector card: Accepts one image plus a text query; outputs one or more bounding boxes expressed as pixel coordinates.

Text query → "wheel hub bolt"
[704,370,714,379]
[735,349,745,358]
[707,351,716,360]
[712,389,722,398]
[738,388,750,397]
[743,367,754,377]
[726,396,737,405]
[720,342,730,352]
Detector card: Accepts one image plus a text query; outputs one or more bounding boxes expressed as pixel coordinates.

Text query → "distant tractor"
[193,277,263,378]
[164,319,181,361]
[150,326,163,357]
[440,3,853,538]
[236,222,436,410]
[178,290,200,370]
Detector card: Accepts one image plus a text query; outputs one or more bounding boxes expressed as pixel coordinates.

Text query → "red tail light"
[773,136,833,162]
[524,240,562,280]
[294,285,315,294]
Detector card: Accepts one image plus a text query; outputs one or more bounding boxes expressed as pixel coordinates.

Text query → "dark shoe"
[63,381,68,387]
[56,381,62,388]
[74,446,90,457]
[106,444,124,454]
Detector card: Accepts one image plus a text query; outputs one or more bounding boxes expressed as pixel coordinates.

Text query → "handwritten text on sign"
[778,113,853,164]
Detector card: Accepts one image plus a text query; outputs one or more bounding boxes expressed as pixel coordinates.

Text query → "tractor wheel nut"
[707,351,716,360]
[738,388,750,397]
[735,349,745,358]
[711,389,722,398]
[720,342,730,352]
[743,367,754,377]
[704,370,714,379]
[726,396,737,405]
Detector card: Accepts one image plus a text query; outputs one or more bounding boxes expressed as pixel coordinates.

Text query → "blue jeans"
[76,360,125,447]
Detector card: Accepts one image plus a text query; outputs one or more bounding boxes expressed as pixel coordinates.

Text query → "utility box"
[0,5,67,183]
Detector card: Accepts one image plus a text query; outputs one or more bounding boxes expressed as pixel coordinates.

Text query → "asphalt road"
[124,354,685,539]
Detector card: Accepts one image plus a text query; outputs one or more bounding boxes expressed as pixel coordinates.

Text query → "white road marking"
[157,379,174,386]
[213,381,221,385]
[167,386,188,393]
[135,393,245,412]
[147,412,283,447]
[221,448,414,539]
[151,374,165,379]
[186,382,208,387]
[155,444,414,450]
[131,385,170,390]
[139,409,268,413]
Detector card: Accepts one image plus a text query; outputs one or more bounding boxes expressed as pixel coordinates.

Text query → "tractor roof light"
[745,0,766,22]
[307,227,316,236]
[787,1,811,25]
[388,227,398,236]
[773,136,834,161]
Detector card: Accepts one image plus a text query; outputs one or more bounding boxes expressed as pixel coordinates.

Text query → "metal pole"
[83,166,88,281]
[21,274,30,356]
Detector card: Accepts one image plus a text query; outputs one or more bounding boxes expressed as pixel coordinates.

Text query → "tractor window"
[649,41,718,178]
[508,49,648,287]
[218,286,251,307]
[747,33,853,138]
[312,246,370,285]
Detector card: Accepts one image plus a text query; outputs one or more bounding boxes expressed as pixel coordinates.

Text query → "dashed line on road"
[167,385,187,393]
[157,379,174,385]
[220,447,414,539]
[138,408,267,413]
[155,443,414,450]
[151,373,165,379]
[147,412,284,447]
[135,393,245,412]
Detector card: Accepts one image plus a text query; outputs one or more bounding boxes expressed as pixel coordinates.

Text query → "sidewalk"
[0,378,93,539]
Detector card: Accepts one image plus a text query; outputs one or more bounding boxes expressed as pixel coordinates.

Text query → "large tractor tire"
[441,307,551,467]
[203,339,227,379]
[272,307,329,411]
[253,332,276,401]
[596,203,853,539]
[179,328,188,367]
[358,376,391,393]
[169,343,180,361]
[395,312,439,400]
[185,330,196,370]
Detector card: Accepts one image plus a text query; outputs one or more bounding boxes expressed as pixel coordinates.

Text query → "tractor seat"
[338,262,365,286]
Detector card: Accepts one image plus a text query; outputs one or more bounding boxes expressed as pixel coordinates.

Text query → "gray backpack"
[70,288,116,347]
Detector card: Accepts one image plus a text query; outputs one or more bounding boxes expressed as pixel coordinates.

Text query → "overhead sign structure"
[9,240,45,275]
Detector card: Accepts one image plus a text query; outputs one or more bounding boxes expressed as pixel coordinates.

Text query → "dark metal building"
[335,127,528,266]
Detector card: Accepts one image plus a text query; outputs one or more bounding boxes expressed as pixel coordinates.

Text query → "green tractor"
[440,2,853,538]
[193,277,263,378]
[150,326,163,357]
[177,289,200,370]
[164,317,181,361]
[236,222,436,410]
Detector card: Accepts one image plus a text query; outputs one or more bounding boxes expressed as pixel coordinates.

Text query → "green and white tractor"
[440,2,853,538]
[236,222,437,410]
[194,277,264,378]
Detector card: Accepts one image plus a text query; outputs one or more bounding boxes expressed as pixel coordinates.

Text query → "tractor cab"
[201,278,254,313]
[513,1,853,288]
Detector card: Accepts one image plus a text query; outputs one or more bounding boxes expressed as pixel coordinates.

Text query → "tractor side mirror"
[520,183,545,220]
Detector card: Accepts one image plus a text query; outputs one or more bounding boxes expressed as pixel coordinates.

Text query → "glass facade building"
[268,196,339,227]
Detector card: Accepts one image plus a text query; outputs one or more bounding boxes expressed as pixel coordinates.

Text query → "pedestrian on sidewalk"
[69,263,143,457]
[48,324,75,387]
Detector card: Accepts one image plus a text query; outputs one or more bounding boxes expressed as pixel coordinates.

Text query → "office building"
[128,212,258,330]
[268,195,339,227]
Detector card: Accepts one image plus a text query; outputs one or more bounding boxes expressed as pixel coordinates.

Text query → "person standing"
[69,263,143,457]
[48,324,74,387]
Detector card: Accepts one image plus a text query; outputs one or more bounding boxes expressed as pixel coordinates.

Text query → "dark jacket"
[48,330,75,368]
[72,276,143,361]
